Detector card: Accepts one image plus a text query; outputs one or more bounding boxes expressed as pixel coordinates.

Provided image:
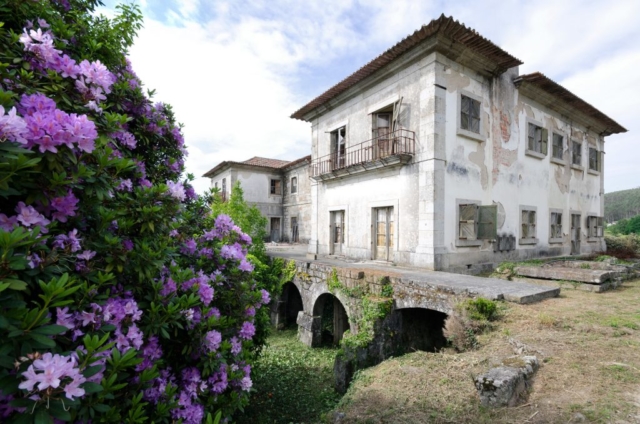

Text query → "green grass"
[236,329,341,424]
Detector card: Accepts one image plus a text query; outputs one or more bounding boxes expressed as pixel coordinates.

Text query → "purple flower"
[56,307,75,330]
[181,239,197,255]
[245,306,256,317]
[116,179,133,192]
[77,250,96,260]
[261,289,271,305]
[204,330,222,353]
[50,190,79,222]
[18,353,86,400]
[166,180,186,201]
[15,202,50,230]
[198,283,214,306]
[214,214,234,236]
[122,239,134,251]
[0,214,18,231]
[208,364,228,394]
[230,336,242,355]
[238,321,255,340]
[238,258,254,272]
[0,105,28,144]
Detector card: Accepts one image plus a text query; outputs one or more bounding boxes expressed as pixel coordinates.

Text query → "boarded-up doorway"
[374,207,394,261]
[270,217,281,242]
[571,213,581,255]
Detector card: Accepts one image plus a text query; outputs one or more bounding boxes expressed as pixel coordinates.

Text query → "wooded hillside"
[605,187,640,222]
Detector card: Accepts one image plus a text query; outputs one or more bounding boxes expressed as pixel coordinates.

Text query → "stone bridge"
[270,256,558,349]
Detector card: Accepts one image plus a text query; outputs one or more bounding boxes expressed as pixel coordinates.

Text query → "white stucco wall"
[307,47,608,271]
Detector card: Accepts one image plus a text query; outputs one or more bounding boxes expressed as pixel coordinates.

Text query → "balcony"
[311,129,415,181]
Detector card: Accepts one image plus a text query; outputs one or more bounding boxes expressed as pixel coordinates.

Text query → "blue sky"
[101,0,640,194]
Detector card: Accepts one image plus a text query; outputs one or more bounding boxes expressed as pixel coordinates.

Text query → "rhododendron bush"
[0,1,268,422]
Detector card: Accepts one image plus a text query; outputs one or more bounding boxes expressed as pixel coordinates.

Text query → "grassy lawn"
[332,278,640,423]
[236,329,341,424]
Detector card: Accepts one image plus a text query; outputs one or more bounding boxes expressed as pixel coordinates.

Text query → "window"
[549,211,563,243]
[290,177,298,194]
[214,182,218,189]
[572,141,582,166]
[588,147,602,172]
[330,126,346,169]
[527,121,548,156]
[552,133,564,160]
[221,178,227,201]
[270,179,281,195]
[587,216,604,239]
[520,208,537,244]
[372,111,392,158]
[460,95,480,134]
[458,203,497,242]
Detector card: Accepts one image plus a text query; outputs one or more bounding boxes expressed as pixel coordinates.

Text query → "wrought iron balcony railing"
[311,129,415,178]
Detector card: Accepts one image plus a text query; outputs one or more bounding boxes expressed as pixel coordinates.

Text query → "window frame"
[549,208,564,244]
[330,126,347,170]
[586,214,604,241]
[290,176,298,194]
[270,178,282,195]
[455,199,497,247]
[525,118,548,159]
[550,131,566,164]
[456,91,485,142]
[519,205,538,245]
[588,146,602,174]
[571,139,583,169]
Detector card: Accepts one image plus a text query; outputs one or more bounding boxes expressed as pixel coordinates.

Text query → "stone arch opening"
[280,282,303,328]
[312,293,350,347]
[396,308,448,352]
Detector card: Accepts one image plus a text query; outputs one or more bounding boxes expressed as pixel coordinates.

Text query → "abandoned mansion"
[204,15,626,273]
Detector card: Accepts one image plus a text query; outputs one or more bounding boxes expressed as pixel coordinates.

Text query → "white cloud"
[107,0,638,194]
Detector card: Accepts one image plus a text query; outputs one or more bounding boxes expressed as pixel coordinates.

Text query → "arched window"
[290,177,298,194]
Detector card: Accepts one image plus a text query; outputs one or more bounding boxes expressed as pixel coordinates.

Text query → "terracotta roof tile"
[514,72,627,135]
[242,157,292,168]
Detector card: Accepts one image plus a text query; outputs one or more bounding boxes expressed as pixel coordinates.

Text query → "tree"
[0,1,265,422]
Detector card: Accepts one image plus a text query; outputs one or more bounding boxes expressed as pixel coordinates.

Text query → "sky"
[100,0,640,195]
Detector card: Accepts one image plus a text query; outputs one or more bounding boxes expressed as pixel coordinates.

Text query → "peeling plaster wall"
[437,57,605,270]
[307,47,606,271]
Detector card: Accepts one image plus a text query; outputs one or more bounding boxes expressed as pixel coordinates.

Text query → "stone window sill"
[586,237,602,243]
[525,150,546,160]
[549,238,564,244]
[587,169,600,176]
[457,128,485,143]
[519,238,538,245]
[550,157,565,166]
[456,239,483,247]
[571,164,584,171]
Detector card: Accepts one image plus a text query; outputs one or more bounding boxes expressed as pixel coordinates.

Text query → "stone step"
[515,266,615,284]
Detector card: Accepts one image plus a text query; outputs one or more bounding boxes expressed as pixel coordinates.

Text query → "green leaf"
[82,381,103,394]
[83,364,103,378]
[32,324,69,335]
[92,404,110,413]
[34,407,50,424]
[30,333,56,348]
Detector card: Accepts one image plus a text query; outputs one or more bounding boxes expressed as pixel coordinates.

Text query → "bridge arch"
[393,307,448,352]
[311,292,350,347]
[280,282,304,328]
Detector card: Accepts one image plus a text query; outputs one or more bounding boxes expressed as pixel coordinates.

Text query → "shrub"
[444,297,498,352]
[604,234,640,259]
[0,1,266,422]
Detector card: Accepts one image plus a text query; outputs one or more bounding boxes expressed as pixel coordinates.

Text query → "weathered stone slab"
[475,356,539,407]
[515,266,615,284]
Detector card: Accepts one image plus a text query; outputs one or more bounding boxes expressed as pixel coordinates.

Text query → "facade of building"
[291,15,626,272]
[203,156,311,243]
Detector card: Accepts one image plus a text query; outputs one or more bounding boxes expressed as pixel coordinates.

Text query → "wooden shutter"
[541,128,548,155]
[477,205,497,240]
[392,97,403,132]
[459,204,478,240]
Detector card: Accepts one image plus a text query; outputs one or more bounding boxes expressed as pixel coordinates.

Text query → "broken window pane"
[572,141,582,165]
[460,95,480,134]
[552,133,563,159]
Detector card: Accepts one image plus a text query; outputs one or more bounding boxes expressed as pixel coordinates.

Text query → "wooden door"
[331,211,344,255]
[270,217,281,242]
[571,214,581,255]
[374,207,394,261]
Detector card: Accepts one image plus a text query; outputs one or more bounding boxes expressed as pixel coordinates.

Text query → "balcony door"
[331,127,346,170]
[374,207,394,261]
